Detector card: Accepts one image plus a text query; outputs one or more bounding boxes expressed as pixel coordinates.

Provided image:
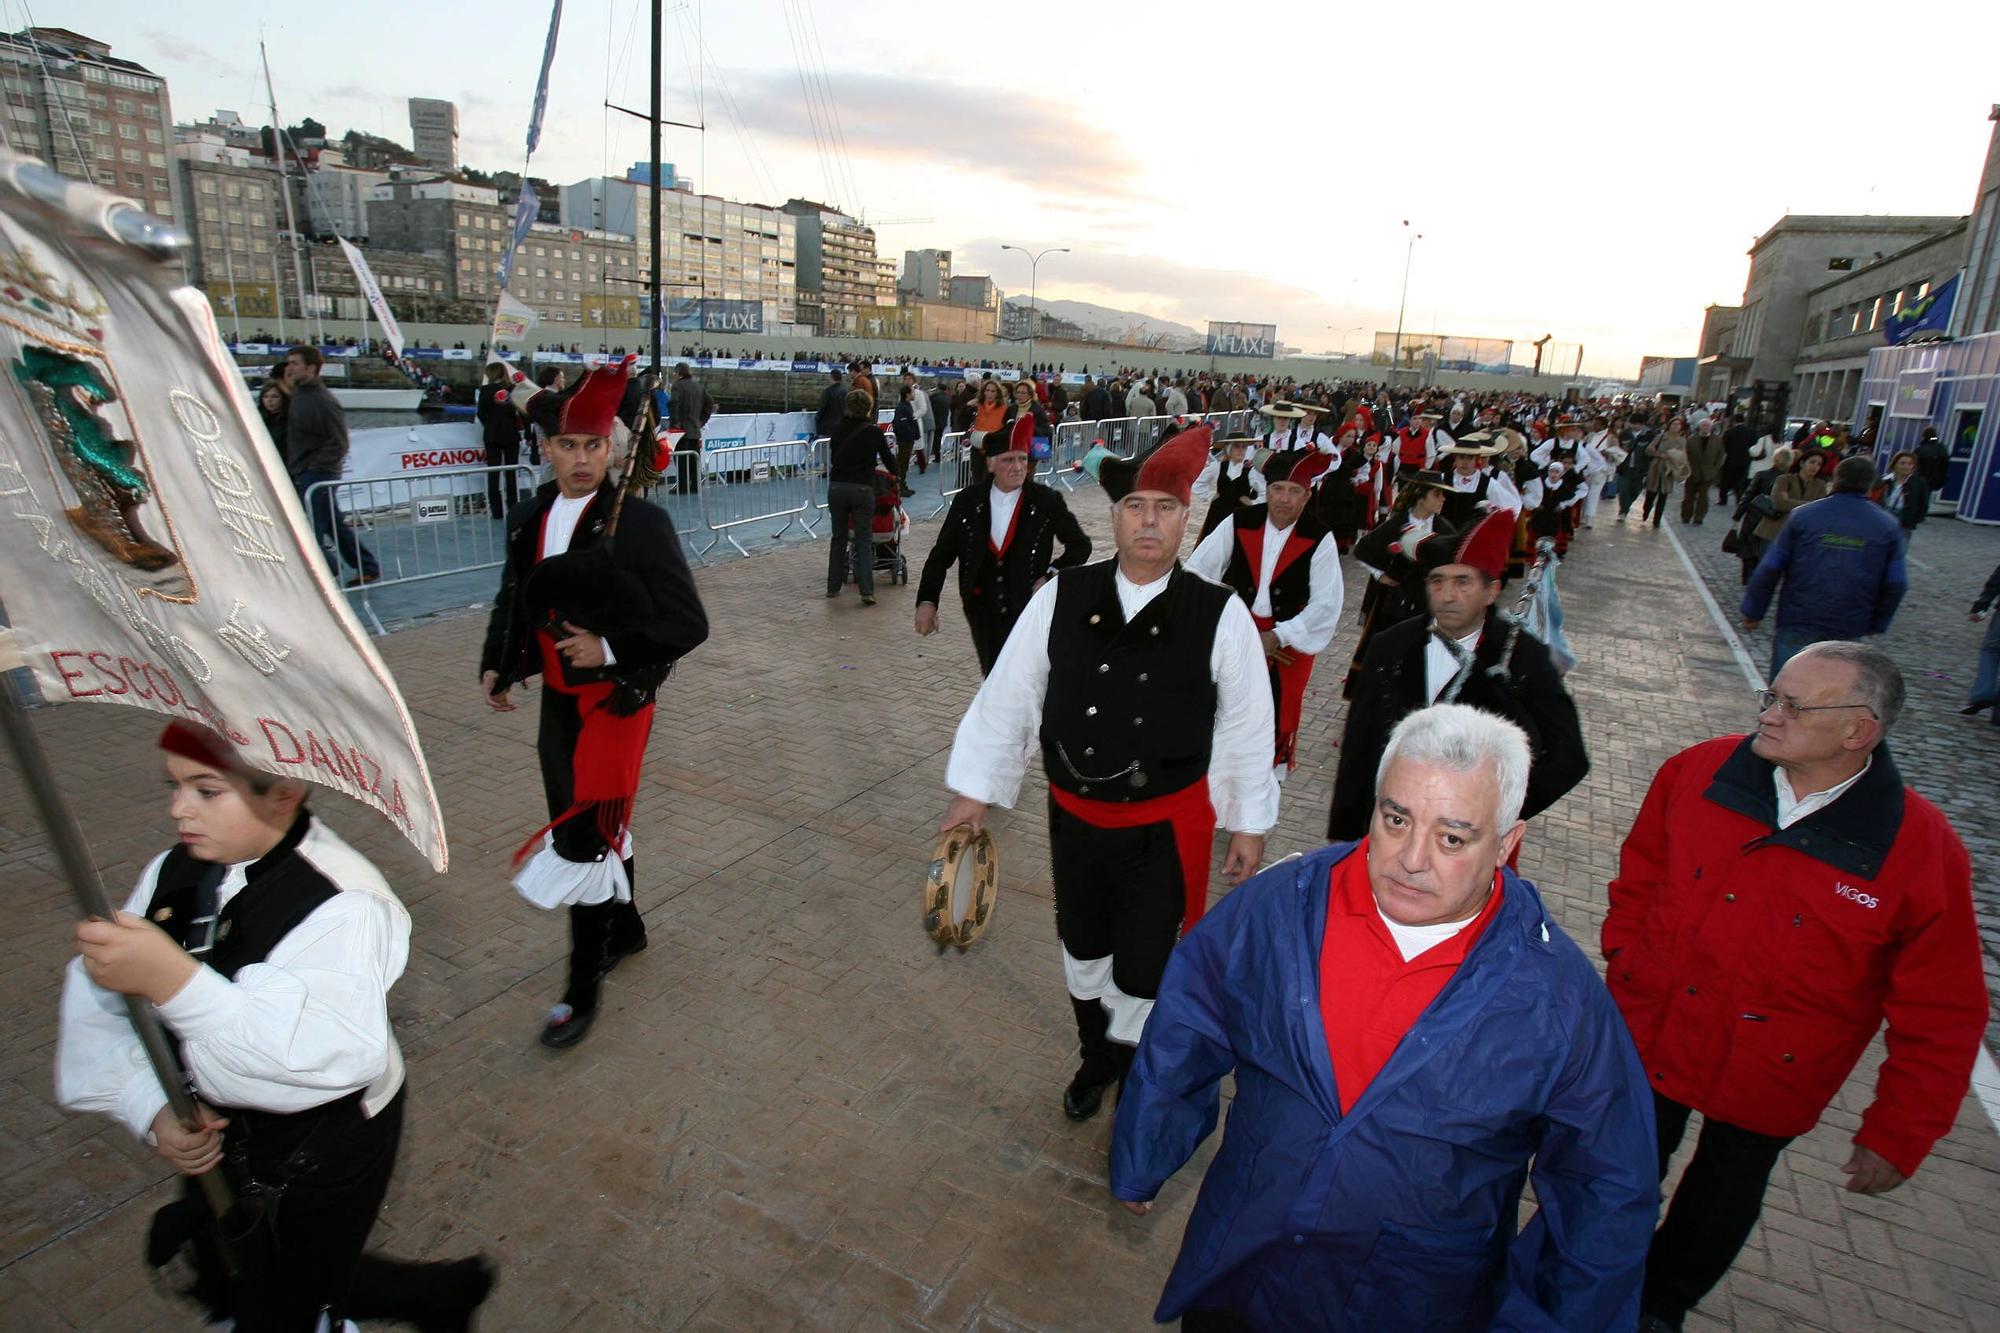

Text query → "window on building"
[199,177,217,195]
[1868,297,1884,330]
[201,206,220,223]
[147,152,165,167]
[145,127,161,144]
[155,199,173,217]
[117,123,137,140]
[152,175,168,193]
[535,267,547,278]
[224,181,241,198]
[121,148,141,163]
[115,97,134,114]
[94,141,114,160]
[245,184,263,202]
[1827,257,1853,271]
[533,245,545,256]
[92,116,111,134]
[1915,279,1931,299]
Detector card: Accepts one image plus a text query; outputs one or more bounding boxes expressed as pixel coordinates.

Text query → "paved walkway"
[1,484,1995,1330]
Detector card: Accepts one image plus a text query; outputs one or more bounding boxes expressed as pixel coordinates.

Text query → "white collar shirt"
[989,483,1023,548]
[1424,625,1484,702]
[1774,758,1871,830]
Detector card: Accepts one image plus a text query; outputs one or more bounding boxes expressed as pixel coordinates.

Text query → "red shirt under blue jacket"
[1111,841,1657,1332]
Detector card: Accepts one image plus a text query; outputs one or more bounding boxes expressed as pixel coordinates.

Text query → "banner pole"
[0,665,235,1221]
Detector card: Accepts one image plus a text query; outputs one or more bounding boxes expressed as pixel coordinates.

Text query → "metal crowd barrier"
[1095,415,1140,459]
[696,438,819,558]
[928,430,973,517]
[301,464,538,636]
[1047,421,1095,490]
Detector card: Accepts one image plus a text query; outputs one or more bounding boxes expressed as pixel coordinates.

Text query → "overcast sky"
[63,0,2000,374]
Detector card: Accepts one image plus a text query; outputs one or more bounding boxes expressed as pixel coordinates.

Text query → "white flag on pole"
[336,236,405,360]
[0,152,447,869]
[490,291,539,344]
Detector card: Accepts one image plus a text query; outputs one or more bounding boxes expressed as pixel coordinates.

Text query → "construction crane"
[859,214,933,228]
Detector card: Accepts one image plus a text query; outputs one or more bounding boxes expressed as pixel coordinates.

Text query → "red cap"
[159,721,246,775]
[1441,509,1514,581]
[557,356,636,437]
[1288,451,1334,490]
[984,412,1035,459]
[1114,422,1212,504]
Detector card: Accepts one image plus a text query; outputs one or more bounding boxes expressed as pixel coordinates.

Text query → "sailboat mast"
[650,0,663,374]
[260,39,319,345]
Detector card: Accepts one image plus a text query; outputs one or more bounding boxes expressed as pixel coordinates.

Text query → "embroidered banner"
[0,152,447,869]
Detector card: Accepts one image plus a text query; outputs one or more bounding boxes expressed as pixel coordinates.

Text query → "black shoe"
[415,1254,498,1333]
[1063,1068,1118,1122]
[600,933,647,976]
[539,1002,596,1049]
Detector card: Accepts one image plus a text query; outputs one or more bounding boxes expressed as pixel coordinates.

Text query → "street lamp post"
[1390,222,1421,386]
[1001,243,1069,369]
[1339,324,1364,357]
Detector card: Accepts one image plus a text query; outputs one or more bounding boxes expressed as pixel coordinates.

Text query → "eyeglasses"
[1755,689,1877,720]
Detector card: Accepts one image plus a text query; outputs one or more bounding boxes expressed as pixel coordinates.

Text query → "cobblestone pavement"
[1669,498,2000,1052]
[1,485,1995,1330]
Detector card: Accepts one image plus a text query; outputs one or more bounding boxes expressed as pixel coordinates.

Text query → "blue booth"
[1855,330,2000,524]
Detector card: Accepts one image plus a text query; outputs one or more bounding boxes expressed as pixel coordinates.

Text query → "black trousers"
[1048,796,1184,1074]
[673,445,701,495]
[483,438,521,520]
[1642,1092,1794,1323]
[173,1090,467,1331]
[965,605,1019,676]
[537,690,646,1013]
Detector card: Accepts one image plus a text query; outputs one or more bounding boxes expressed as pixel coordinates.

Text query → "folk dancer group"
[52,372,1987,1332]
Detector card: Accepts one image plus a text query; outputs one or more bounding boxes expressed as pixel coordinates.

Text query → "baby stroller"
[871,466,910,585]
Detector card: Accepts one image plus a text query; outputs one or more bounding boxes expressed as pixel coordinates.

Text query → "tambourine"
[924,825,997,951]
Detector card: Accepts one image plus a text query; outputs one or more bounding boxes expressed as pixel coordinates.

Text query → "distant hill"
[1005,296,1205,349]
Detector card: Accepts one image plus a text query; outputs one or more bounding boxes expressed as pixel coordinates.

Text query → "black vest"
[1439,473,1492,529]
[1200,461,1258,537]
[1220,507,1329,624]
[143,814,369,1171]
[1039,562,1228,802]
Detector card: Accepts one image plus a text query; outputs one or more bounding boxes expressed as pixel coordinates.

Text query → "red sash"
[1050,777,1216,930]
[511,495,655,866]
[1252,613,1316,770]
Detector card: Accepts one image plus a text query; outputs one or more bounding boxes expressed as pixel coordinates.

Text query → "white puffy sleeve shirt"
[55,821,410,1139]
[945,566,1279,835]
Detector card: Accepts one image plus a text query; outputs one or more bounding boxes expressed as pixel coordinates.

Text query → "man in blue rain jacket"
[1111,704,1657,1332]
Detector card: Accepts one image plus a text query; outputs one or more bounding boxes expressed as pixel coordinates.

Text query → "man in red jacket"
[1603,641,1986,1333]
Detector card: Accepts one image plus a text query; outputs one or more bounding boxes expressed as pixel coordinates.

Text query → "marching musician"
[1186,448,1344,779]
[915,415,1092,673]
[478,356,710,1049]
[1328,512,1588,841]
[935,424,1277,1123]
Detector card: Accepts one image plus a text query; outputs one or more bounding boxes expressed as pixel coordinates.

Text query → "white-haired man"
[1112,705,1658,1331]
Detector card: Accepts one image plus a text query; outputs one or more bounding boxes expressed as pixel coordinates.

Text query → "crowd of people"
[50,351,1991,1333]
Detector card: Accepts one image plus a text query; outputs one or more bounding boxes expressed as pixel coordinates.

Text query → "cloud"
[955,240,1343,327]
[143,31,241,74]
[715,70,1145,203]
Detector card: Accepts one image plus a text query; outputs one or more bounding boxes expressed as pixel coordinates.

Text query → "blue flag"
[526,0,563,158]
[1884,274,1957,346]
[496,182,540,287]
